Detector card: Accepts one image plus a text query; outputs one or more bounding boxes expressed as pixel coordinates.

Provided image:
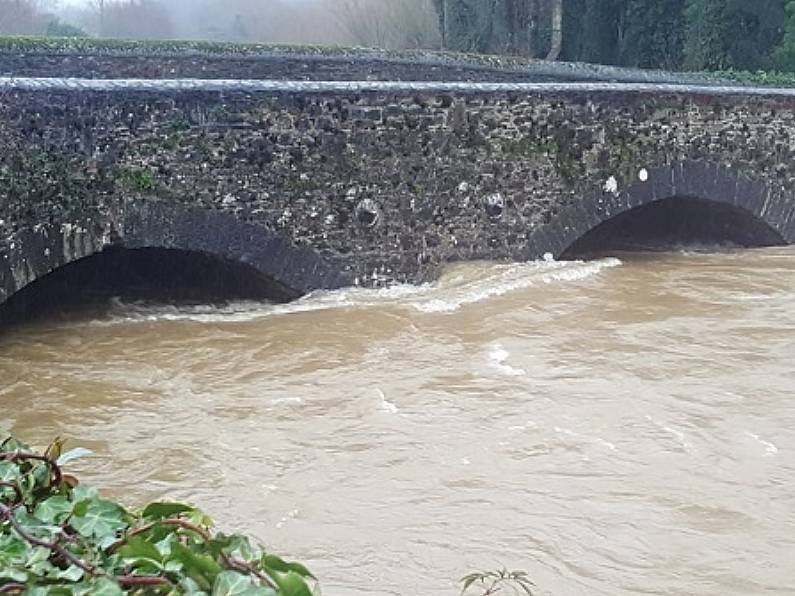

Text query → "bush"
[0,435,317,595]
[45,20,88,39]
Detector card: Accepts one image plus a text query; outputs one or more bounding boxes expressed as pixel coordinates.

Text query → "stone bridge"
[2,40,795,317]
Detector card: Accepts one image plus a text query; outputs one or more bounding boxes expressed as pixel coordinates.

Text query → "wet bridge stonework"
[2,40,795,307]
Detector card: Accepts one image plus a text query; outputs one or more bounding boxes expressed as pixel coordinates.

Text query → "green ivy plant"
[0,435,317,595]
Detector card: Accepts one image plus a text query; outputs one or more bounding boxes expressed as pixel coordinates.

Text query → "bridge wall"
[0,39,724,83]
[2,79,795,304]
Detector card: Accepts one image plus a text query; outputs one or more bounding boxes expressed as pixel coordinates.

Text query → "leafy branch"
[0,502,97,576]
[1,434,541,596]
[461,568,535,596]
[0,435,318,595]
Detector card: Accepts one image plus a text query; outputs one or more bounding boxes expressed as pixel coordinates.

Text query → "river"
[1,248,794,595]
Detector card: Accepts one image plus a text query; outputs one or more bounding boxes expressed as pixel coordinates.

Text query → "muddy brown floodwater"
[2,249,795,595]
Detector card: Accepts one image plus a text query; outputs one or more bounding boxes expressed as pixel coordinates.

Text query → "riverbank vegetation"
[0,435,534,595]
[0,435,317,595]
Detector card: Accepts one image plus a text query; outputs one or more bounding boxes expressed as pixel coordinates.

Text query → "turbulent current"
[2,248,794,595]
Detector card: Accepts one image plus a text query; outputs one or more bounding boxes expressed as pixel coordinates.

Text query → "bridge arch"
[0,201,348,324]
[537,160,795,259]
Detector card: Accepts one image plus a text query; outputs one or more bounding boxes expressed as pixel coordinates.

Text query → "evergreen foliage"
[433,0,793,73]
[775,1,795,70]
[620,0,685,69]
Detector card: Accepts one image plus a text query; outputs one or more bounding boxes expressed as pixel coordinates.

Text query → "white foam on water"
[275,508,300,530]
[486,343,526,377]
[744,430,778,456]
[88,256,621,325]
[271,397,304,406]
[376,388,399,414]
[410,256,621,314]
[646,415,690,451]
[552,426,618,453]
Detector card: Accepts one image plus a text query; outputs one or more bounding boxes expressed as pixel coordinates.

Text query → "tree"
[437,0,491,53]
[334,0,391,48]
[684,0,786,70]
[619,0,685,69]
[433,0,541,56]
[776,1,795,70]
[0,0,40,34]
[726,2,788,70]
[326,0,440,49]
[389,0,442,49]
[546,0,562,59]
[576,0,622,64]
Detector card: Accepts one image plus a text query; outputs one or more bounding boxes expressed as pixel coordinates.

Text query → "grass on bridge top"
[0,35,535,68]
[2,35,795,88]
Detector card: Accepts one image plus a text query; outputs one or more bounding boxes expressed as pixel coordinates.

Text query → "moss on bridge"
[0,36,544,68]
[0,35,733,86]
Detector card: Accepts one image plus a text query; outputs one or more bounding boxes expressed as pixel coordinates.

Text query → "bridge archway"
[541,161,794,259]
[0,201,348,325]
[560,196,786,258]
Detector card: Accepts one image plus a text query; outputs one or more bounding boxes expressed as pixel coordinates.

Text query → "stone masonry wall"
[3,81,795,294]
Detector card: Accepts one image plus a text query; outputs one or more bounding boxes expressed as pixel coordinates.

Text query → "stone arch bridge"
[2,41,795,317]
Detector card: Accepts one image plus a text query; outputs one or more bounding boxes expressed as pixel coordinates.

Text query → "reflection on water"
[2,249,795,595]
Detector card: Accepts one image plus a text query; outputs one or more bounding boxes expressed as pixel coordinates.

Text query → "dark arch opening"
[561,196,785,259]
[0,247,300,328]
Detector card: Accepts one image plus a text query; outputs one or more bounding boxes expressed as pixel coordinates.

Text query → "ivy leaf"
[169,541,223,588]
[56,448,93,467]
[0,567,28,582]
[85,577,125,596]
[28,557,57,578]
[208,534,255,562]
[12,507,62,542]
[31,460,51,487]
[180,575,211,594]
[118,536,163,563]
[212,571,277,596]
[142,502,195,520]
[70,484,98,504]
[34,496,74,524]
[164,556,184,573]
[0,533,30,560]
[52,564,85,582]
[185,509,215,529]
[70,499,128,540]
[261,554,315,579]
[269,571,314,596]
[0,461,19,482]
[25,546,50,566]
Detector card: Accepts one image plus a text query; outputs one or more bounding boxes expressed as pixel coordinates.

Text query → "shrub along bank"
[0,435,316,595]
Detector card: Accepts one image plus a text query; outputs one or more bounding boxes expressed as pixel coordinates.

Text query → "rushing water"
[2,248,795,596]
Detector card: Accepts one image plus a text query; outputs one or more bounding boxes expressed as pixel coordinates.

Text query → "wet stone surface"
[2,75,795,304]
